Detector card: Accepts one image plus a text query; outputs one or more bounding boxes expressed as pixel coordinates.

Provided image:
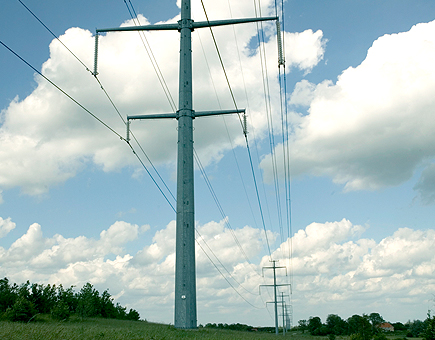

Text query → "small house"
[378,322,394,332]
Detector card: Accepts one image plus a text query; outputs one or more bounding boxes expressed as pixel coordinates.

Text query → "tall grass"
[1,316,414,340]
[0,315,290,339]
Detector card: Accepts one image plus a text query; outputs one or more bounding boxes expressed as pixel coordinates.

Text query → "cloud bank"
[0,216,433,326]
[0,0,325,196]
[261,20,435,201]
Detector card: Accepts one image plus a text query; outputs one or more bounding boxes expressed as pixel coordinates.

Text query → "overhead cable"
[0,39,177,213]
[16,0,176,206]
[200,0,273,260]
[124,0,177,112]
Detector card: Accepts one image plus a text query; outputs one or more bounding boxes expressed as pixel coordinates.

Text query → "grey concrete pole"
[174,0,197,329]
[97,3,276,330]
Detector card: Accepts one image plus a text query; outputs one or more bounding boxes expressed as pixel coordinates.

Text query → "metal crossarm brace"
[127,109,245,121]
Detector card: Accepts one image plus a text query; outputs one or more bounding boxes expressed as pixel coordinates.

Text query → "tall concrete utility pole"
[96,1,277,329]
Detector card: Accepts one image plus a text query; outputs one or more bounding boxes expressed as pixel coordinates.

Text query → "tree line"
[202,322,278,333]
[297,312,435,340]
[0,278,140,322]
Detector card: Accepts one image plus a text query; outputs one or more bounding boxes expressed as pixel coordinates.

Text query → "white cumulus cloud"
[0,0,326,197]
[0,217,15,238]
[0,215,433,325]
[261,20,435,198]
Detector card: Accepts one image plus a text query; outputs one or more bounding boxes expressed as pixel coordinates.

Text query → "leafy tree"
[327,314,347,335]
[126,308,141,321]
[51,300,71,321]
[18,281,31,300]
[76,283,101,317]
[4,296,37,322]
[369,313,384,333]
[115,302,127,319]
[0,279,140,322]
[347,314,373,340]
[0,278,18,313]
[424,312,435,340]
[309,316,324,335]
[348,315,363,335]
[56,284,77,313]
[392,322,407,331]
[299,319,308,333]
[409,319,426,337]
[99,289,117,319]
[31,283,57,314]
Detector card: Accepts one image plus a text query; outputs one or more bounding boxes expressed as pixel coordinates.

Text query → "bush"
[374,332,388,340]
[126,308,140,321]
[51,300,71,321]
[4,296,37,322]
[424,312,435,340]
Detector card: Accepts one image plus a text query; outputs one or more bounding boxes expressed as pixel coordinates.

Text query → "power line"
[199,0,273,260]
[224,0,278,255]
[195,29,263,244]
[254,0,285,246]
[0,39,177,213]
[273,0,294,326]
[221,1,262,233]
[16,0,92,75]
[124,0,177,112]
[3,33,253,305]
[199,0,245,131]
[1,40,124,140]
[195,229,263,309]
[193,148,255,269]
[13,0,286,316]
[16,0,177,206]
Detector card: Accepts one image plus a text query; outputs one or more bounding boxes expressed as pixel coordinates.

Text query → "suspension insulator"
[276,20,285,66]
[93,33,99,76]
[243,113,248,136]
[126,120,130,142]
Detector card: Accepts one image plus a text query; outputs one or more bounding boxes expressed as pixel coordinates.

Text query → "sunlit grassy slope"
[0,315,417,340]
[0,316,287,340]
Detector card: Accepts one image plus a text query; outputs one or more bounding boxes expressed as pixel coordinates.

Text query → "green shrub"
[4,296,37,322]
[328,333,336,340]
[126,308,140,321]
[51,300,71,321]
[374,332,387,340]
[424,312,435,340]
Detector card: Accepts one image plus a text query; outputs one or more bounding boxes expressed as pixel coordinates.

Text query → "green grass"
[0,315,290,340]
[0,317,422,340]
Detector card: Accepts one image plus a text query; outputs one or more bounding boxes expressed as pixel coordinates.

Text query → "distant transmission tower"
[260,260,290,335]
[95,0,277,329]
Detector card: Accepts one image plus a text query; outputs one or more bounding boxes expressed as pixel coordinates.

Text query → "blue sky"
[1,0,435,327]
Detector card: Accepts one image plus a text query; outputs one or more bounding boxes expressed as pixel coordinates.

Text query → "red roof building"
[378,322,394,332]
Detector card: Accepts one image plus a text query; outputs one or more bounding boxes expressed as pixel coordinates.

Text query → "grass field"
[0,315,289,340]
[0,316,420,340]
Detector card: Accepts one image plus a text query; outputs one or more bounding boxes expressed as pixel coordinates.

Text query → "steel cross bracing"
[96,0,277,329]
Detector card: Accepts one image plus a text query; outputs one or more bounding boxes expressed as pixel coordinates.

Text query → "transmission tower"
[260,260,291,335]
[95,0,277,329]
